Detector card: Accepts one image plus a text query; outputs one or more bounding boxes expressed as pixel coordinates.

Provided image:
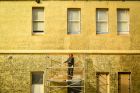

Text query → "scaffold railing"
[46,56,86,93]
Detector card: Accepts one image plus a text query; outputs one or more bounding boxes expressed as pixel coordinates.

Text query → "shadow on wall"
[85,58,97,93]
[119,55,140,71]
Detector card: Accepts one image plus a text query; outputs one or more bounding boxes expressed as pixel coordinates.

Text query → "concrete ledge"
[0,50,140,54]
[0,0,140,1]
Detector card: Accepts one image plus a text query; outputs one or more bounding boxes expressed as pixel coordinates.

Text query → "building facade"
[0,0,140,93]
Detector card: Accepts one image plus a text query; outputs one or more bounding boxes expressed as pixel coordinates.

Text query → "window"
[117,9,129,34]
[118,72,131,93]
[96,72,109,93]
[96,9,108,34]
[32,7,44,34]
[32,72,44,93]
[68,9,80,34]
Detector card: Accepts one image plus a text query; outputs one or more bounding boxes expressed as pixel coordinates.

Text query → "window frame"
[67,8,81,34]
[32,7,45,35]
[96,8,109,34]
[31,71,44,93]
[117,9,129,35]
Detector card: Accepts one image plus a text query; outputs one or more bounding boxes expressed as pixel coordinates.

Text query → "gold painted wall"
[0,1,140,93]
[0,1,140,50]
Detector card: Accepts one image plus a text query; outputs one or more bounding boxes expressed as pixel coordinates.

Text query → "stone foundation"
[0,54,140,93]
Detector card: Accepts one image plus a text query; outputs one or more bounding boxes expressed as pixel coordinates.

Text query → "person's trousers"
[68,66,73,79]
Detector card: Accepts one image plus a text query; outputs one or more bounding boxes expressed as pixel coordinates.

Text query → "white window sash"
[33,21,44,31]
[68,20,80,22]
[117,9,129,34]
[32,8,44,34]
[118,22,129,32]
[68,9,80,34]
[96,22,108,34]
[68,21,80,34]
[96,9,108,34]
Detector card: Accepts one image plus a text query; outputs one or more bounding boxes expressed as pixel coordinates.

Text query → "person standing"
[64,54,74,80]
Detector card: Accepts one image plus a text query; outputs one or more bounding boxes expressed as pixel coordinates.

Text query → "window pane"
[32,72,43,84]
[118,22,129,32]
[118,10,129,21]
[117,9,129,34]
[68,10,80,20]
[33,8,44,21]
[96,9,108,34]
[68,22,80,34]
[33,22,44,31]
[68,9,80,34]
[97,22,107,33]
[97,9,108,21]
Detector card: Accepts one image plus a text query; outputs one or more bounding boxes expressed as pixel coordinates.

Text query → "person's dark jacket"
[65,57,74,67]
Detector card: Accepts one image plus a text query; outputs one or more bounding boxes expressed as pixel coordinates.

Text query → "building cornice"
[0,50,140,54]
[0,0,140,1]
